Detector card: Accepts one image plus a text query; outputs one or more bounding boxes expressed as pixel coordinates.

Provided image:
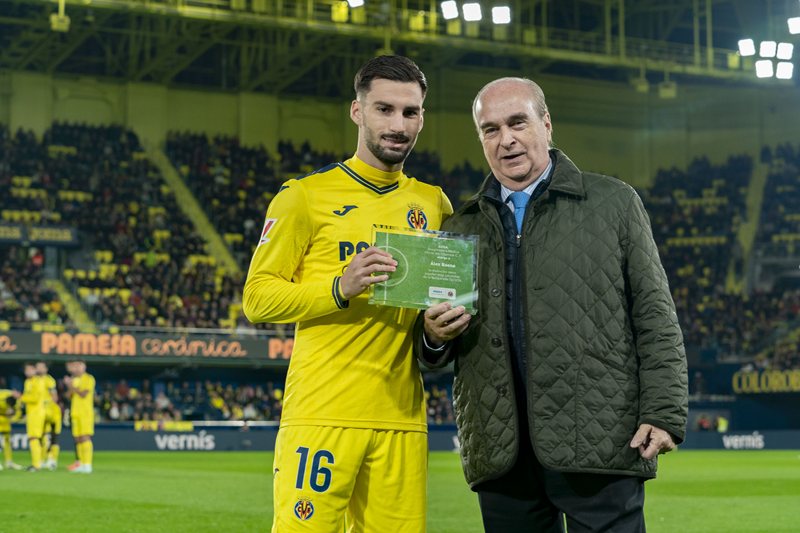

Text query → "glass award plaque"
[368,225,478,314]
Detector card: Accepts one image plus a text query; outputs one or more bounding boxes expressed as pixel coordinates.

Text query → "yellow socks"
[78,441,93,466]
[2,434,11,464]
[30,438,42,469]
[48,443,60,462]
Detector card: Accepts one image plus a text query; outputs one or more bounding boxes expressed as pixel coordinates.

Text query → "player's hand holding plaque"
[368,225,478,314]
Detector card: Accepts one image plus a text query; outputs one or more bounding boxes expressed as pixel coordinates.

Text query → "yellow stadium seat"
[118,288,132,304]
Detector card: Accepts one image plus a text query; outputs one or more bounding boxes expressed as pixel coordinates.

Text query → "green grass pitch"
[1,450,798,532]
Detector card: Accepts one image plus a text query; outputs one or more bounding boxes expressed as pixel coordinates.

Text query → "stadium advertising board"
[0,223,78,246]
[5,425,799,452]
[0,331,291,361]
[732,369,800,394]
[7,424,278,452]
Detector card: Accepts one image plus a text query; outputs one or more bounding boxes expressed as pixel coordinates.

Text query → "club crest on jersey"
[407,204,428,230]
[258,218,277,247]
[294,498,315,521]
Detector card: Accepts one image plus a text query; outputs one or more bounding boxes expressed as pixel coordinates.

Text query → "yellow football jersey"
[244,155,453,432]
[21,376,46,415]
[70,373,96,419]
[43,374,57,406]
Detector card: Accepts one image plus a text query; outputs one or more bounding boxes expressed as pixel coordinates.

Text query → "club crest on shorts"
[407,204,428,230]
[258,218,277,247]
[294,498,315,521]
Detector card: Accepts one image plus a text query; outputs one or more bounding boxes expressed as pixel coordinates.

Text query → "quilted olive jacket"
[416,150,688,487]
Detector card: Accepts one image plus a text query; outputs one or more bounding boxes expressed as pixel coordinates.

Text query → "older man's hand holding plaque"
[368,225,478,314]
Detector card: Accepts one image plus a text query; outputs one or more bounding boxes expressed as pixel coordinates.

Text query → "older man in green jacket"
[418,77,688,533]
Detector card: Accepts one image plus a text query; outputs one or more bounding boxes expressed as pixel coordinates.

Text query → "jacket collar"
[469,149,585,211]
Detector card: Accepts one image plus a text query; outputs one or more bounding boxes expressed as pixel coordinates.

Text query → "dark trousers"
[475,432,645,533]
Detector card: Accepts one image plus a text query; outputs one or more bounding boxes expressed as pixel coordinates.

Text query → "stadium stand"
[755,143,800,260]
[165,133,485,266]
[4,121,800,429]
[641,155,751,355]
[0,245,72,330]
[2,123,269,331]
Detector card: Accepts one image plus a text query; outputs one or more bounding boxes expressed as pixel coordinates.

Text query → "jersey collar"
[338,155,402,195]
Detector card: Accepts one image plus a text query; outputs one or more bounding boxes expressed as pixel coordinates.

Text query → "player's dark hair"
[6,397,16,408]
[354,55,427,98]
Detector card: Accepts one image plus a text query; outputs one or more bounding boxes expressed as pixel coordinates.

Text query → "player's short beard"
[366,134,415,166]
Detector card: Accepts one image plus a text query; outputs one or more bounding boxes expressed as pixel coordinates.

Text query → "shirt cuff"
[332,276,349,309]
[422,332,447,352]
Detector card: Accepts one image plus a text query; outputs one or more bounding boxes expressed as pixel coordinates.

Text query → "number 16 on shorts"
[295,446,334,493]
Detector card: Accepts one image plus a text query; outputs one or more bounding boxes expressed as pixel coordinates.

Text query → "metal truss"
[0,0,795,100]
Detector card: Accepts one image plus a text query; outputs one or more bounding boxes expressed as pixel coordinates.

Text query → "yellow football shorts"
[0,417,10,434]
[271,425,427,533]
[44,403,62,435]
[26,410,45,439]
[71,414,94,437]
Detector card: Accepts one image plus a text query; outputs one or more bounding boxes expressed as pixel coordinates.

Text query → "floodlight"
[440,0,458,20]
[492,6,511,24]
[346,0,364,7]
[776,62,794,80]
[463,2,482,22]
[759,41,777,58]
[755,59,774,78]
[777,43,794,61]
[737,39,756,56]
[788,17,800,34]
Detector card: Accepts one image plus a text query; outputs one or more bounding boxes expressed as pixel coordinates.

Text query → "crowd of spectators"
[1,374,455,425]
[5,122,800,369]
[166,133,487,267]
[2,123,269,332]
[642,155,752,354]
[757,143,800,258]
[759,337,800,371]
[0,245,71,329]
[90,379,286,423]
[641,152,800,368]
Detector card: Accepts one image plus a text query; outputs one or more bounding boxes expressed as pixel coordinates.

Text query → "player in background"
[20,362,47,471]
[243,55,453,532]
[0,388,23,470]
[64,360,95,474]
[37,361,62,471]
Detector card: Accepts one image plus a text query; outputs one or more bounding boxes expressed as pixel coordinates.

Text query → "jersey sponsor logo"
[258,218,278,246]
[339,241,369,261]
[333,205,358,216]
[294,498,315,521]
[407,204,428,230]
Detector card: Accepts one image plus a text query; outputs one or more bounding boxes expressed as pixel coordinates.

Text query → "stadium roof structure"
[0,0,797,100]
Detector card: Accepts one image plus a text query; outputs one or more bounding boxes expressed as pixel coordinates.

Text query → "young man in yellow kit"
[37,361,62,471]
[243,55,453,532]
[64,360,95,474]
[20,362,46,471]
[0,387,23,470]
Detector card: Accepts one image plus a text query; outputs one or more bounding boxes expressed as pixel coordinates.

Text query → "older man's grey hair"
[471,77,550,129]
